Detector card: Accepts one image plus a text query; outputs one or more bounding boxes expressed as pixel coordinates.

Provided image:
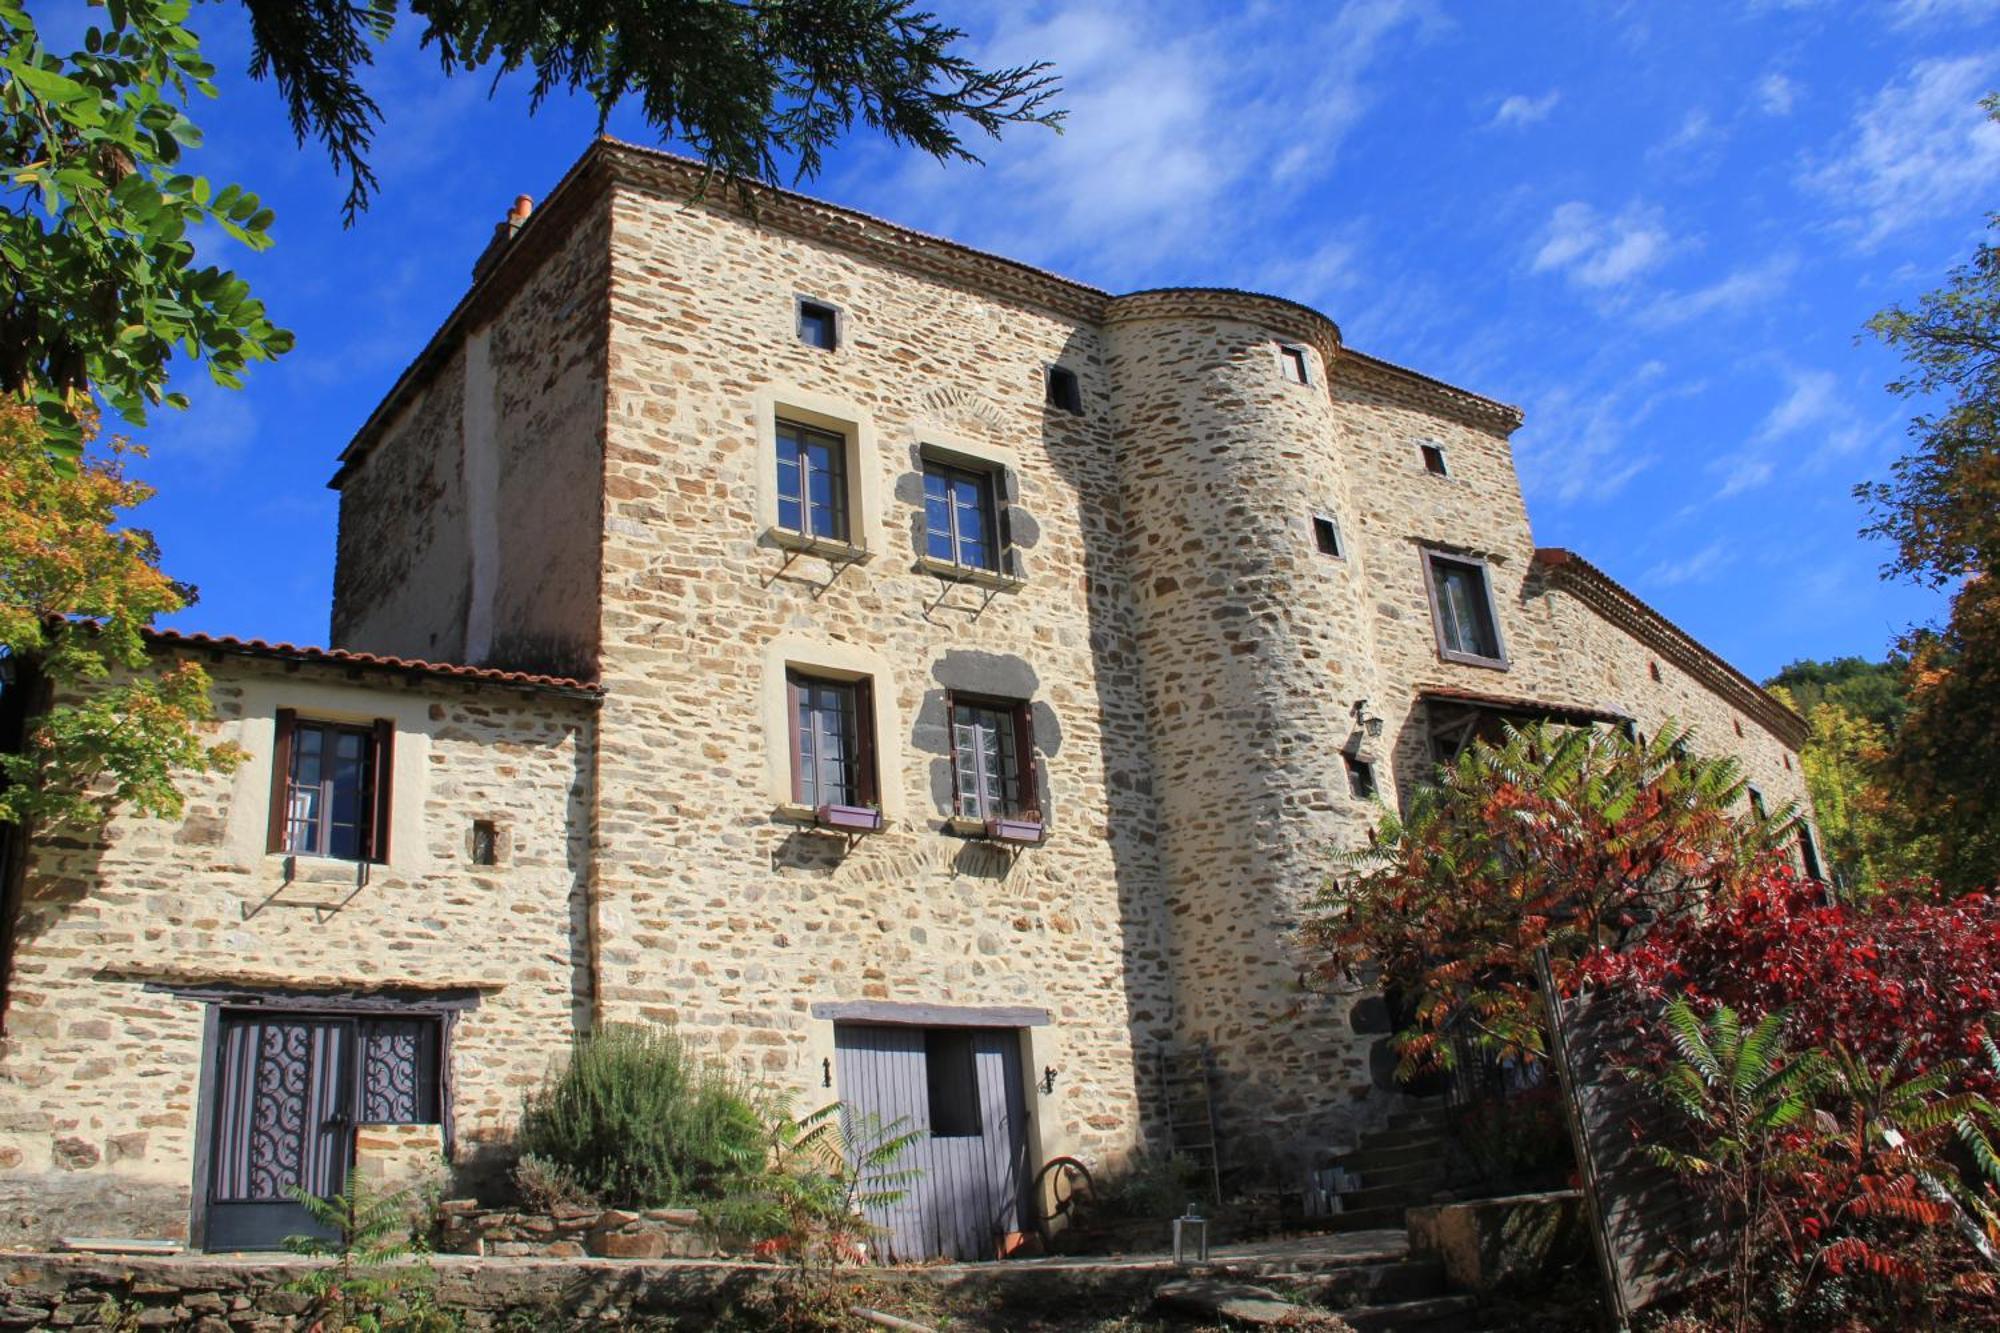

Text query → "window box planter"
[983,816,1045,846]
[816,803,884,833]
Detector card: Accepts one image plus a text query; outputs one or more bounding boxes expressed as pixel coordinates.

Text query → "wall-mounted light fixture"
[1351,699,1384,738]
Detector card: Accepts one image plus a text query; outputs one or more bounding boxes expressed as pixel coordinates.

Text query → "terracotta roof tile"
[144,628,602,697]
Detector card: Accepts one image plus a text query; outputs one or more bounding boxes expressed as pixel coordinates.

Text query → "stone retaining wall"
[433,1200,716,1259]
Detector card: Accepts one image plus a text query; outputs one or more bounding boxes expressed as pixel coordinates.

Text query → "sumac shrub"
[1579,871,2000,1092]
[515,1023,765,1207]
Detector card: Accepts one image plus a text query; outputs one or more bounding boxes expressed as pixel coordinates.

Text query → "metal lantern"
[1172,1203,1210,1265]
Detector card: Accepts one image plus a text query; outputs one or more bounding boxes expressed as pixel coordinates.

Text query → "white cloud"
[1490,90,1560,128]
[1708,368,1855,501]
[1891,0,2000,28]
[1513,359,1695,506]
[849,0,1434,281]
[1659,108,1717,154]
[1646,539,1733,588]
[1713,459,1776,500]
[1757,72,1798,116]
[1755,368,1840,442]
[1803,52,2000,246]
[1532,201,1674,288]
[1640,253,1798,326]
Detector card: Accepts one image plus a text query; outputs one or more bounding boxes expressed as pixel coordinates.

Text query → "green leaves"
[1,4,293,467]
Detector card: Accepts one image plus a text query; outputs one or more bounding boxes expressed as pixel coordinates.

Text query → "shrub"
[515,1023,766,1208]
[1090,1150,1209,1219]
[1301,720,1789,1077]
[1579,872,2000,1095]
[511,1153,597,1212]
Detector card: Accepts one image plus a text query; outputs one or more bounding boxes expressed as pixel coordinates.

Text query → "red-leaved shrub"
[1579,870,2000,1092]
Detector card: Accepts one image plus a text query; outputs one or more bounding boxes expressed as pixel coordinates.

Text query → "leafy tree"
[1298,720,1789,1077]
[1765,657,1908,736]
[1763,682,1926,895]
[2,0,1061,458]
[1881,575,2000,895]
[1,1,291,463]
[1857,92,2000,897]
[1862,94,2000,589]
[0,403,240,827]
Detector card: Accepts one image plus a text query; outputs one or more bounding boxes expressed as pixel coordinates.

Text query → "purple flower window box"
[984,816,1045,845]
[816,803,884,833]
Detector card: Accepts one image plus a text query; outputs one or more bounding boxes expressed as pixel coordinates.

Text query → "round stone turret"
[1105,289,1387,1173]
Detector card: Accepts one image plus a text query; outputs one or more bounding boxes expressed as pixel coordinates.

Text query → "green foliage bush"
[515,1023,765,1208]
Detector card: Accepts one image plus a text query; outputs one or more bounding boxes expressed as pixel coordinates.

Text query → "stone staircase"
[1316,1102,1453,1235]
[1137,1232,1487,1331]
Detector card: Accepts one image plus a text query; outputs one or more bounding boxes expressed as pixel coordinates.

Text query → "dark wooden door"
[205,1015,354,1251]
[834,1024,1031,1261]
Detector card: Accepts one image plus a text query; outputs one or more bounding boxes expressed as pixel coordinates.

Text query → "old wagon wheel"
[1030,1155,1096,1250]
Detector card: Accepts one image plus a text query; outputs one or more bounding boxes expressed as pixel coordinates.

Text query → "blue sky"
[96,0,2000,680]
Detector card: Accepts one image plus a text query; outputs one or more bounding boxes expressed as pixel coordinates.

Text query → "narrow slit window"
[1311,514,1342,557]
[1279,345,1310,385]
[923,459,1000,571]
[797,299,838,350]
[924,1029,982,1137]
[1344,754,1376,800]
[1046,365,1084,415]
[775,419,850,542]
[471,820,498,866]
[1420,442,1449,476]
[1748,785,1768,822]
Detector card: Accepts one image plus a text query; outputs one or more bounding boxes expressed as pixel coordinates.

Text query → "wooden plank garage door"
[834,1024,1030,1261]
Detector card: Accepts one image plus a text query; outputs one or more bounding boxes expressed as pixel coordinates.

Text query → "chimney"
[471,193,535,282]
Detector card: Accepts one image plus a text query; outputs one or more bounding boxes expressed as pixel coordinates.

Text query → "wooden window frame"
[786,670,878,812]
[1420,549,1509,670]
[1420,442,1450,476]
[795,297,840,351]
[775,418,852,544]
[946,693,1039,823]
[266,710,393,863]
[1278,344,1310,385]
[922,457,1003,573]
[1045,364,1084,415]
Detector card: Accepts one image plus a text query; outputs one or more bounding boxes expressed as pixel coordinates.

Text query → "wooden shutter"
[853,677,879,807]
[1012,703,1040,819]
[786,674,805,804]
[367,719,395,864]
[265,709,297,853]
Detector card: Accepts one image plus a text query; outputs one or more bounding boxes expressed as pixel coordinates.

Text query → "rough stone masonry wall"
[332,191,611,680]
[1104,298,1393,1174]
[589,176,1175,1167]
[1327,363,1806,823]
[0,653,595,1247]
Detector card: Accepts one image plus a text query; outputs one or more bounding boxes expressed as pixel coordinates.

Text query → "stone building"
[0,138,1813,1258]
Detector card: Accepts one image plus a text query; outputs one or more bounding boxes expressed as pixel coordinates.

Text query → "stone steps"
[1341,1140,1444,1174]
[1339,1293,1486,1332]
